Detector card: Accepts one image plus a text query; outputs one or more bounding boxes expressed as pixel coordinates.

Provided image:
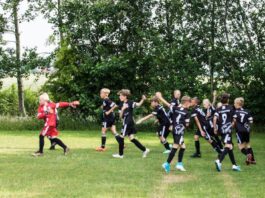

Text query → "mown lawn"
[0,130,264,198]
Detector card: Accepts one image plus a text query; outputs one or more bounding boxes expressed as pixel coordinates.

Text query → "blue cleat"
[162,162,170,173]
[232,165,241,172]
[215,160,222,172]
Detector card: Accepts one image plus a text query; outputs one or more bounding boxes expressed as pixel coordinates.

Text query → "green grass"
[0,130,264,198]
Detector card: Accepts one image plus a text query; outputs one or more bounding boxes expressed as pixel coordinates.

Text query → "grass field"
[0,130,264,198]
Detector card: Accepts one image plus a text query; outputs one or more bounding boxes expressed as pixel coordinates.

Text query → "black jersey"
[102,98,116,120]
[214,105,234,134]
[171,98,180,107]
[119,100,136,125]
[191,105,208,127]
[233,108,253,133]
[204,106,216,128]
[152,105,170,126]
[169,105,190,135]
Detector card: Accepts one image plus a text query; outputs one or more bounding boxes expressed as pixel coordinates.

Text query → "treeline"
[1,0,265,123]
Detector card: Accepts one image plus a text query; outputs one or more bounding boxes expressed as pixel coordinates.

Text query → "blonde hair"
[203,99,211,106]
[100,88,111,94]
[117,89,131,97]
[234,97,244,107]
[181,96,191,104]
[39,93,50,101]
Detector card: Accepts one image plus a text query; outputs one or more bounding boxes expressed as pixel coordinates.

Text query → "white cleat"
[112,154,124,159]
[163,150,171,154]
[142,148,150,158]
[176,163,186,172]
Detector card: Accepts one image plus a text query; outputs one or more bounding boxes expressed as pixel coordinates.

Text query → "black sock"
[119,138,124,156]
[195,141,200,154]
[101,135,106,148]
[247,148,255,160]
[167,148,177,163]
[53,138,67,150]
[39,135,44,153]
[131,139,146,152]
[219,147,229,162]
[115,134,121,143]
[161,140,170,150]
[241,148,247,155]
[50,139,56,147]
[214,135,223,149]
[211,141,222,154]
[178,148,185,163]
[228,149,237,165]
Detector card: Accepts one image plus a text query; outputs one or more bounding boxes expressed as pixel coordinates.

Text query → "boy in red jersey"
[32,93,79,157]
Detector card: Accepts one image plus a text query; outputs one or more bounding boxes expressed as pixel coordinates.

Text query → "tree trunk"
[13,1,26,116]
[58,0,64,46]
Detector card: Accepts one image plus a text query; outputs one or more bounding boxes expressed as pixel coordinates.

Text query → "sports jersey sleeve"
[191,108,197,118]
[214,110,220,118]
[129,101,137,109]
[37,106,46,119]
[56,102,70,108]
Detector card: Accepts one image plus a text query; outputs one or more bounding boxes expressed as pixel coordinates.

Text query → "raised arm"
[155,92,171,108]
[135,95,146,107]
[136,114,154,124]
[212,90,217,107]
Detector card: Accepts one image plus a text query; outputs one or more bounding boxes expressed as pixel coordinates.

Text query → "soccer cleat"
[142,148,150,158]
[112,154,124,159]
[162,162,170,173]
[176,162,186,172]
[190,153,201,158]
[163,150,171,154]
[64,147,70,155]
[95,147,107,152]
[32,151,43,157]
[215,159,222,172]
[232,165,241,171]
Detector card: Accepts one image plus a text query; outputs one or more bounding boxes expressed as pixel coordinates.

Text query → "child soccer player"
[96,88,123,151]
[233,97,255,165]
[112,89,150,159]
[32,93,79,157]
[156,92,191,173]
[136,97,171,154]
[190,97,222,157]
[171,90,181,106]
[213,93,241,171]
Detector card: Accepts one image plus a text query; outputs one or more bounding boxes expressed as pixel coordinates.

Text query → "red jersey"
[37,102,70,127]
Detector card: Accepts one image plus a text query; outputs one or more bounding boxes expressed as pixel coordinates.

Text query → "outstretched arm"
[155,92,170,107]
[135,95,146,107]
[212,90,217,107]
[136,114,154,124]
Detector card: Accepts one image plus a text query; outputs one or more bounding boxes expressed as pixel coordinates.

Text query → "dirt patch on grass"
[221,172,241,198]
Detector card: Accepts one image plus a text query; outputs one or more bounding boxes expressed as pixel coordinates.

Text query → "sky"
[2,1,56,55]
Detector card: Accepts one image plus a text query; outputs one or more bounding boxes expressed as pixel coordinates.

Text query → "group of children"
[33,89,256,173]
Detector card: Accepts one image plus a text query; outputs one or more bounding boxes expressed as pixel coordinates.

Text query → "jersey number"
[222,114,227,124]
[176,114,181,124]
[240,113,245,123]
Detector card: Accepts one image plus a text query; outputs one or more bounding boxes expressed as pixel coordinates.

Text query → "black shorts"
[221,133,233,144]
[102,119,115,128]
[121,123,137,136]
[173,134,184,145]
[236,132,250,144]
[157,124,170,138]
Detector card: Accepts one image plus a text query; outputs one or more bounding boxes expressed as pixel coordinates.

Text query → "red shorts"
[40,126,59,138]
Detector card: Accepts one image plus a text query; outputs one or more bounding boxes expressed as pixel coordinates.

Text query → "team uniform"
[102,98,116,128]
[38,102,70,138]
[214,104,240,171]
[152,105,171,138]
[162,105,190,173]
[214,105,234,144]
[191,105,212,141]
[191,105,222,154]
[233,108,253,144]
[169,105,190,145]
[119,100,138,136]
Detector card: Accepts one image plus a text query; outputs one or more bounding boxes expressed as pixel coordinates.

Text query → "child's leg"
[111,125,122,143]
[101,127,107,148]
[160,136,170,150]
[167,144,178,163]
[178,144,186,163]
[52,137,67,150]
[214,134,223,149]
[129,134,146,152]
[39,135,45,153]
[191,133,201,157]
[227,145,237,166]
